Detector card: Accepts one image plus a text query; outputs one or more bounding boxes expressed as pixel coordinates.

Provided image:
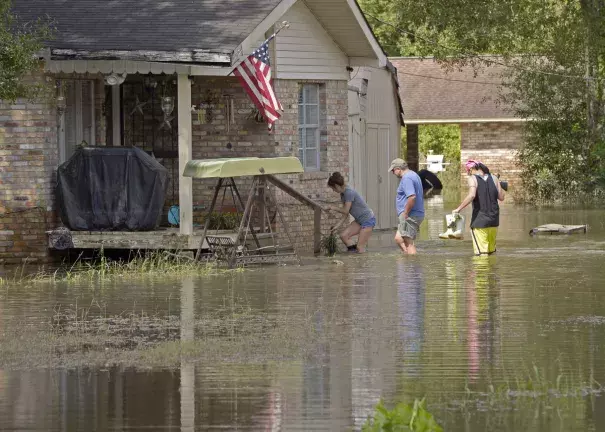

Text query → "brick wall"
[272,80,347,252]
[1,73,350,262]
[0,71,57,264]
[188,77,346,253]
[460,122,524,194]
[189,77,274,224]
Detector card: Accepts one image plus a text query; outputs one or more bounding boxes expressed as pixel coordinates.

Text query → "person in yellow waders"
[453,160,505,255]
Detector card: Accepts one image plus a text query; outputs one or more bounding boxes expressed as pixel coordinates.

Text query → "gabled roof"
[12,0,283,63]
[390,57,519,123]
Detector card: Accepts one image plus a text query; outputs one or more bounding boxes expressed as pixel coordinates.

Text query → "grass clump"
[320,231,339,256]
[362,399,443,432]
[0,250,222,286]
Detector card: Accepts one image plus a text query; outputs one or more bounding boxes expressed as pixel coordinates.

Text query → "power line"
[364,12,595,82]
[398,70,502,86]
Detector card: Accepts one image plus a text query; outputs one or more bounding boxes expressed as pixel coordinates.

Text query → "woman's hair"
[477,162,491,174]
[327,172,345,187]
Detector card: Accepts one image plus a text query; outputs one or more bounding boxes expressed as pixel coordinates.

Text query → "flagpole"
[228,21,290,76]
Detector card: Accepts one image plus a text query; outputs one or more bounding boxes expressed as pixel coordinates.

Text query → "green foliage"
[362,399,443,432]
[401,125,460,164]
[401,124,461,190]
[202,212,242,230]
[360,0,605,201]
[0,0,54,101]
[320,231,339,256]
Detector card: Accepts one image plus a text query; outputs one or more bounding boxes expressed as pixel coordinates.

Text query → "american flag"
[233,40,283,130]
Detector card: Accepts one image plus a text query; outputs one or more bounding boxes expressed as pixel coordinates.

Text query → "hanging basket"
[248,107,265,123]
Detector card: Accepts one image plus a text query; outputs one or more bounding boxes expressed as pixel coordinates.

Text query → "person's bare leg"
[356,227,373,253]
[404,237,417,255]
[340,222,361,248]
[394,231,407,253]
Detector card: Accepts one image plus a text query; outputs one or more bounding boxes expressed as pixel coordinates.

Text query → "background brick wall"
[460,122,524,195]
[0,71,57,264]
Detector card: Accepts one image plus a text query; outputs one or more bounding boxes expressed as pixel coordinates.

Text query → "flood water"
[2,196,605,431]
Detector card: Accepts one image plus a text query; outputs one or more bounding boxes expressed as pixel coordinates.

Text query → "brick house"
[0,0,402,264]
[389,57,523,191]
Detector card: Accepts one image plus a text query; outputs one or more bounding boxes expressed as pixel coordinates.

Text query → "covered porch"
[47,59,326,256]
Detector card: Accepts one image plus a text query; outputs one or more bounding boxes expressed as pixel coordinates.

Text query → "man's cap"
[388,158,408,173]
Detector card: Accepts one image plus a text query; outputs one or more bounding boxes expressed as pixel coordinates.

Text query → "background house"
[390,57,523,190]
[0,0,402,263]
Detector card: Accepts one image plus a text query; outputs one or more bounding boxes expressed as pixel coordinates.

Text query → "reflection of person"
[327,172,375,253]
[389,158,425,255]
[397,260,425,378]
[453,160,505,256]
[466,256,499,382]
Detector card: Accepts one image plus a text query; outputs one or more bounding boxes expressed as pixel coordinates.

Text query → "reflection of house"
[390,57,523,190]
[0,0,402,263]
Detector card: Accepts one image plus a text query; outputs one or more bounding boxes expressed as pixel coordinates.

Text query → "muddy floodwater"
[2,196,605,431]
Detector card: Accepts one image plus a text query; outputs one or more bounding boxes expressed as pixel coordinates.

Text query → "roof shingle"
[12,0,282,55]
[390,57,517,122]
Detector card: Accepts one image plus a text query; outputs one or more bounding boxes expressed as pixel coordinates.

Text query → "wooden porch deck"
[46,228,276,251]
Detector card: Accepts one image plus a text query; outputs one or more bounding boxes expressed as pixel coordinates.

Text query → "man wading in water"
[389,158,425,255]
[453,160,505,255]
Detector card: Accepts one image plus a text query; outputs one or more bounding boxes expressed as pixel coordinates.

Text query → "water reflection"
[397,259,425,379]
[465,257,500,382]
[1,201,605,431]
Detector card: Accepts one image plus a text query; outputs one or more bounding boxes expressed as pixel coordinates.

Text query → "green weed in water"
[320,231,339,256]
[0,250,222,286]
[362,398,443,432]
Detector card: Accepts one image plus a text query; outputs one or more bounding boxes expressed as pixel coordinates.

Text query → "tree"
[360,0,605,201]
[0,0,53,102]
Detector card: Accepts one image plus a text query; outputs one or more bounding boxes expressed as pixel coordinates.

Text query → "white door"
[366,123,392,229]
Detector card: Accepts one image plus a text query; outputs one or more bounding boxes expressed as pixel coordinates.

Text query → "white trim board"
[232,0,298,65]
[345,0,387,67]
[404,118,527,125]
[46,60,231,76]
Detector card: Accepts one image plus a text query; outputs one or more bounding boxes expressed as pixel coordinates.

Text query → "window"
[58,80,96,163]
[298,84,320,171]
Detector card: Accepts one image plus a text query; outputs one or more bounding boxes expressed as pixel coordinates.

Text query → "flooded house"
[0,0,403,264]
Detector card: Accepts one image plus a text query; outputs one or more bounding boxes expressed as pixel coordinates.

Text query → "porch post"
[178,74,193,235]
[406,124,419,172]
[111,85,121,146]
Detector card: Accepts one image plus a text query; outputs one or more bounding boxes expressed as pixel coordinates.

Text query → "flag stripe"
[233,40,283,129]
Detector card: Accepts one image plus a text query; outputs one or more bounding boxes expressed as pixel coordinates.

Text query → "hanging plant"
[248,107,265,123]
[199,89,220,123]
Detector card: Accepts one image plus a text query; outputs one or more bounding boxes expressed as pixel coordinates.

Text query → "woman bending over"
[327,172,375,253]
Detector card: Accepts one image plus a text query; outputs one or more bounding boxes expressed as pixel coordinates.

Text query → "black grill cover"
[56,147,169,231]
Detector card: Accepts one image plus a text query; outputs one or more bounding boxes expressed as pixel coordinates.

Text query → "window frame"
[297,83,321,172]
[57,79,96,163]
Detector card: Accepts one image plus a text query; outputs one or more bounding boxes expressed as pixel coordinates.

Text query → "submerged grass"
[0,295,330,370]
[0,251,228,286]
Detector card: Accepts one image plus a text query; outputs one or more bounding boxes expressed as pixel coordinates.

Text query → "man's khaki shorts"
[397,214,423,240]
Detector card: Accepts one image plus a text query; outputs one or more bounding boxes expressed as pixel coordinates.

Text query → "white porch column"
[178,74,193,235]
[111,85,121,146]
